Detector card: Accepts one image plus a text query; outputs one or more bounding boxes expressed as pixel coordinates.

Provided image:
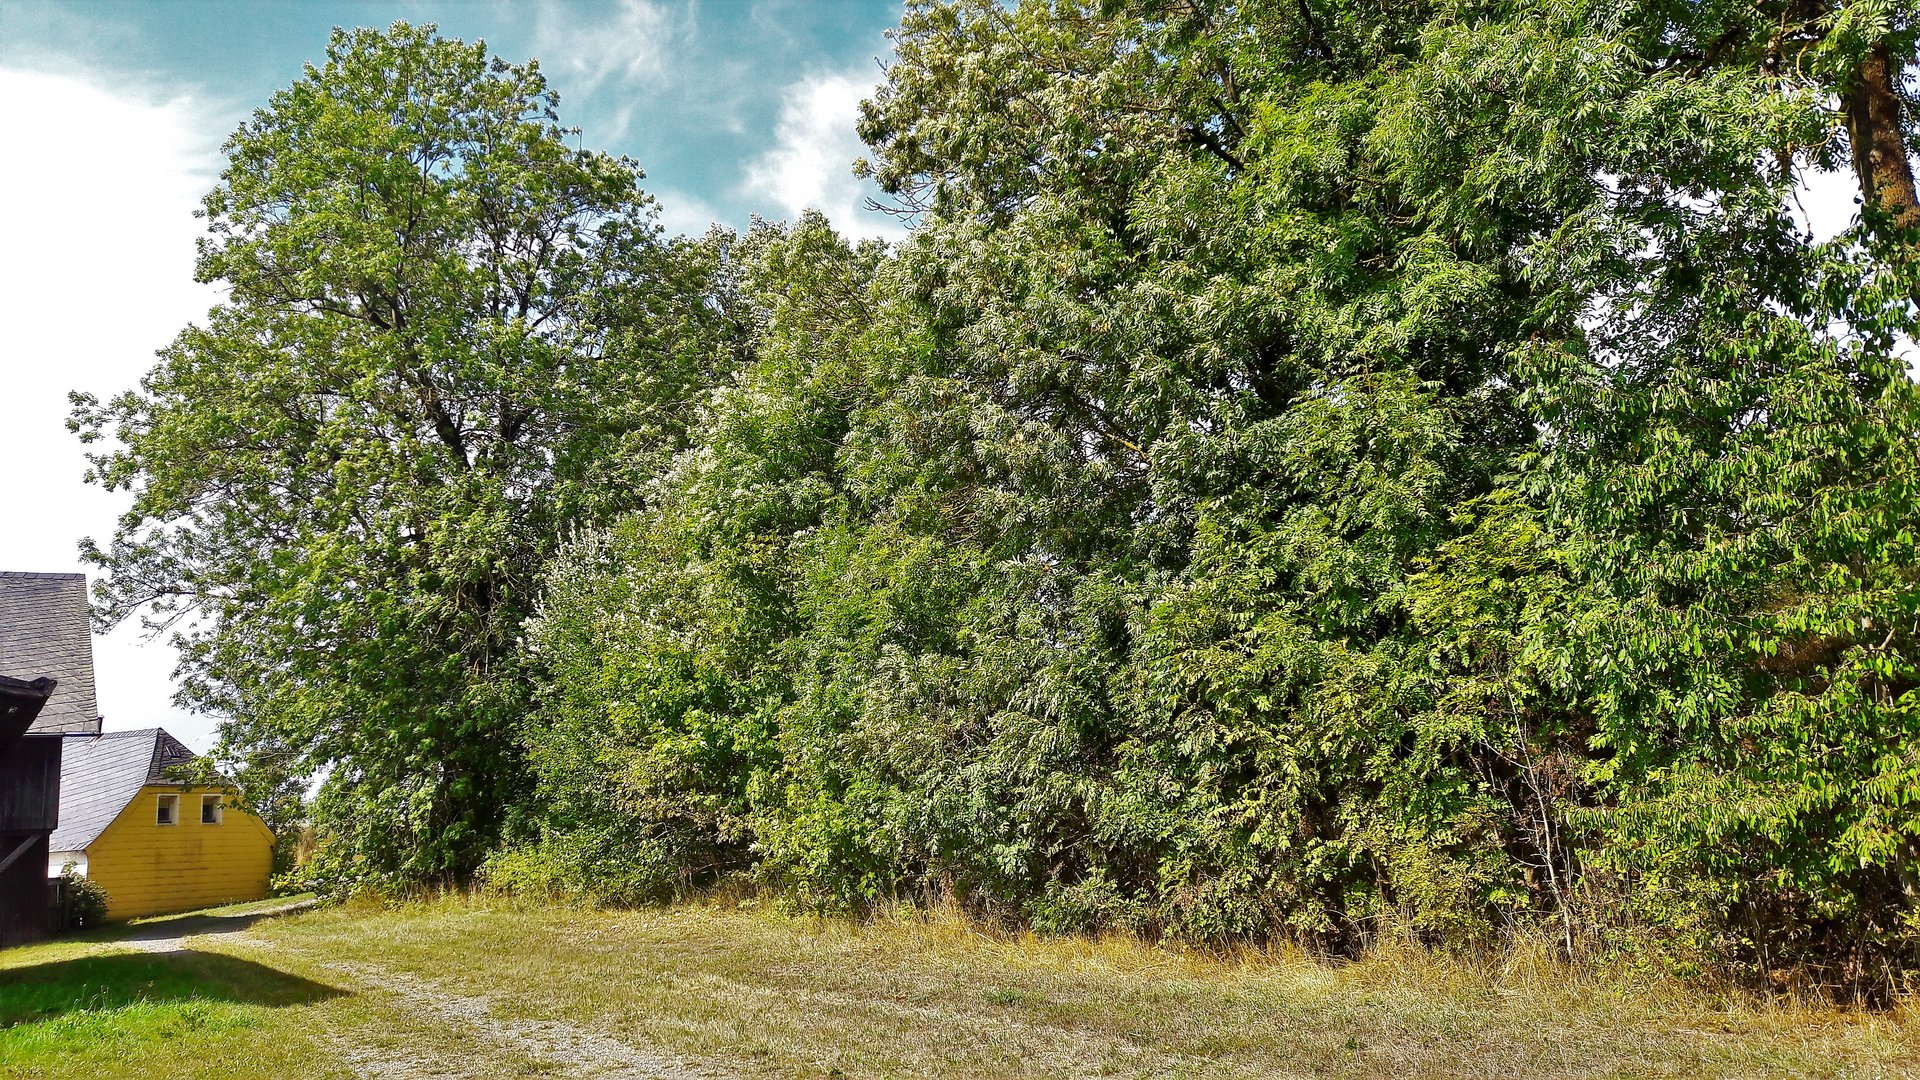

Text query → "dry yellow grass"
[250,895,1920,1077]
[4,893,1917,1078]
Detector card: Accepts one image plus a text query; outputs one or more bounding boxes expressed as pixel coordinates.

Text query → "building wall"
[46,850,85,877]
[0,831,50,947]
[0,737,61,834]
[0,736,61,946]
[84,786,274,921]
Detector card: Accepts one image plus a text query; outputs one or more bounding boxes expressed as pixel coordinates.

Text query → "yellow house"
[47,729,274,921]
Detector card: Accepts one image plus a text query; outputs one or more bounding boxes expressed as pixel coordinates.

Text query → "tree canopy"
[74,23,737,883]
[81,7,1920,996]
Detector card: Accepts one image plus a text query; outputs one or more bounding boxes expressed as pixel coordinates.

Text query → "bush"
[53,863,109,931]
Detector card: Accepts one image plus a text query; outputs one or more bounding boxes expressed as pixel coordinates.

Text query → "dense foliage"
[85,6,1920,996]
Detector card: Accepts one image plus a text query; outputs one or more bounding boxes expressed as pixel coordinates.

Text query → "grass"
[2,956,312,1063]
[2,894,1917,1078]
[0,938,344,1078]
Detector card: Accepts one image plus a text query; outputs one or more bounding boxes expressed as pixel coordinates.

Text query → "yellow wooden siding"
[85,785,274,921]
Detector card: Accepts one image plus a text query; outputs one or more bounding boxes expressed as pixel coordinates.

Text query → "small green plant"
[54,863,110,931]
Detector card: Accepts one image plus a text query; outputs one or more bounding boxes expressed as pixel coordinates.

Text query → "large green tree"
[516,0,1920,994]
[73,22,736,886]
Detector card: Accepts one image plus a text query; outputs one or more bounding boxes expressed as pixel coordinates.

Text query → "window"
[156,794,178,826]
[200,795,223,825]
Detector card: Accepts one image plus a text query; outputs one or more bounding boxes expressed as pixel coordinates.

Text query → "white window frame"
[200,794,224,825]
[156,794,179,826]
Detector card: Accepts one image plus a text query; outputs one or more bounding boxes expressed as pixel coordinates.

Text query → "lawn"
[1,895,1915,1078]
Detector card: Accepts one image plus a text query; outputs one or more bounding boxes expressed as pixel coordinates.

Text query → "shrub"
[53,863,110,931]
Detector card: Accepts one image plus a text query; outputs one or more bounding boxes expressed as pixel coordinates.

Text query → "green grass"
[3,894,1917,1078]
[0,941,343,1078]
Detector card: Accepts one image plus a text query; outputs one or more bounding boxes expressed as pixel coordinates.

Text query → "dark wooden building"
[0,573,105,947]
[0,676,58,946]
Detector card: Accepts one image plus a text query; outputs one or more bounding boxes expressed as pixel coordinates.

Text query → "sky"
[0,0,907,750]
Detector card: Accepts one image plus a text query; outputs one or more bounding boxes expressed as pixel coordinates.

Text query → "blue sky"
[3,0,910,236]
[0,1,910,749]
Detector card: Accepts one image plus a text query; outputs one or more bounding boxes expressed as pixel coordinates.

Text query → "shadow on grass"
[112,901,314,948]
[0,950,345,1027]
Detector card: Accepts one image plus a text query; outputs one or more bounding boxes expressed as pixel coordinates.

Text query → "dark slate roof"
[50,728,199,851]
[0,573,101,735]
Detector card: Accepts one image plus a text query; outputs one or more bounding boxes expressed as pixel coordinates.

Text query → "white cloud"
[532,0,670,94]
[529,0,683,143]
[0,67,225,749]
[742,72,905,241]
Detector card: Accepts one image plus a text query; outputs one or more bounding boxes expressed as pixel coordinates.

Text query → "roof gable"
[0,573,101,735]
[50,729,201,851]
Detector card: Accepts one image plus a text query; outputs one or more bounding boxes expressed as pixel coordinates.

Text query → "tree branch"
[1842,40,1920,234]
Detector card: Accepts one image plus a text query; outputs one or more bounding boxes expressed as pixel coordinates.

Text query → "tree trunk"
[1842,41,1920,234]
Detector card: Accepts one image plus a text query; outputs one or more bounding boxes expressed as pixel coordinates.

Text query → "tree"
[506,213,887,903]
[1524,0,1920,989]
[72,22,735,887]
[521,0,1920,994]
